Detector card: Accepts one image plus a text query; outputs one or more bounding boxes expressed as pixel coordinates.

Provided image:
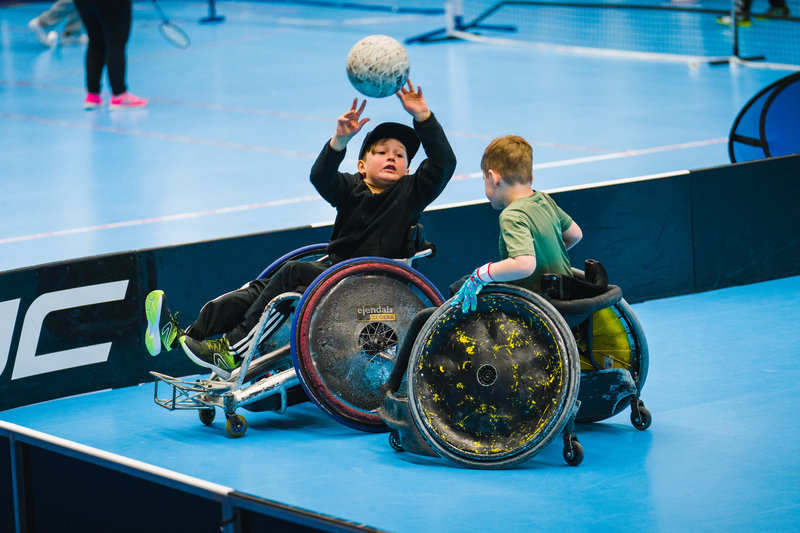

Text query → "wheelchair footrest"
[151,371,222,411]
[378,390,439,458]
[576,369,637,421]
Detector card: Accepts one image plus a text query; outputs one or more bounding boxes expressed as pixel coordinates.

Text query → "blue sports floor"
[2,2,799,531]
[0,1,793,272]
[3,276,799,532]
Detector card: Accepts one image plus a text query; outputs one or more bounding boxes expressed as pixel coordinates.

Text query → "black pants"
[186,261,328,358]
[73,0,131,95]
[384,307,437,393]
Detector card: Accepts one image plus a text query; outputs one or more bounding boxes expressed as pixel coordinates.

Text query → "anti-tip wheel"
[199,408,215,426]
[631,402,652,431]
[563,436,584,466]
[225,414,248,438]
[389,431,405,452]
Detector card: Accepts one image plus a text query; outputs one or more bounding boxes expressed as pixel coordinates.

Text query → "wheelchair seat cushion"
[547,284,623,328]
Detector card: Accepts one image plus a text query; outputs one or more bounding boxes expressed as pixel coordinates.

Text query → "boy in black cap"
[146,80,457,378]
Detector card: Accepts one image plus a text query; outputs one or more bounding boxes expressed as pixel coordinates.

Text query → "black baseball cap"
[358,122,420,163]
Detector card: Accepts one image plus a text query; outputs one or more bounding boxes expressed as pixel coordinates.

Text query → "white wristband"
[475,262,495,283]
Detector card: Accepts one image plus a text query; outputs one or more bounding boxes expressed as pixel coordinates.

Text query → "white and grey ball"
[346,35,410,98]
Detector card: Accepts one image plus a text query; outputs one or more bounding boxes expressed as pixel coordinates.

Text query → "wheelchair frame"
[380,275,652,469]
[151,244,440,438]
[380,284,585,468]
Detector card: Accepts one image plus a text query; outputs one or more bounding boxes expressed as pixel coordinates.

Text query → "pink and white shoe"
[84,92,104,109]
[109,92,148,110]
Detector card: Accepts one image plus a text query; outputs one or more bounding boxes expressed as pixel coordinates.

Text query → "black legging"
[186,261,329,356]
[73,0,132,96]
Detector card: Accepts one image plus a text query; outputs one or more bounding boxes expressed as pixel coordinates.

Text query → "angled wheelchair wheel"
[407,284,580,469]
[256,243,330,280]
[575,298,649,423]
[292,258,444,432]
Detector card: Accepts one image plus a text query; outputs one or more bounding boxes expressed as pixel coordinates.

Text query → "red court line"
[0,112,320,158]
[0,80,616,152]
[31,28,287,81]
[0,80,337,123]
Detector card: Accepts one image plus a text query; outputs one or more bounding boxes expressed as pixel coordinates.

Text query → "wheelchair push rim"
[407,285,580,468]
[292,258,444,432]
[257,243,330,280]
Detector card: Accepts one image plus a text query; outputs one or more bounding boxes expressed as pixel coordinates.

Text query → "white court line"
[0,196,322,245]
[451,137,726,180]
[0,137,721,246]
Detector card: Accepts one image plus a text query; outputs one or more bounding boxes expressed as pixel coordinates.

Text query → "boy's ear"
[488,169,502,187]
[357,159,366,173]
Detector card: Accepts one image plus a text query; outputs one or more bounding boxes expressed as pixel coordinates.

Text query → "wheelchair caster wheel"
[630,400,652,431]
[225,414,248,438]
[563,434,583,466]
[199,408,215,426]
[389,431,404,452]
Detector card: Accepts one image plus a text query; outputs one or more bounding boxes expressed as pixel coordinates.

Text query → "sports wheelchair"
[151,237,443,438]
[378,266,650,469]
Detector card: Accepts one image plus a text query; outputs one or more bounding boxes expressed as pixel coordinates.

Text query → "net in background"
[429,0,800,66]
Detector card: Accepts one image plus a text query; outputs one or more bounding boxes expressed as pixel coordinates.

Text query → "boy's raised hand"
[330,98,370,151]
[397,80,431,122]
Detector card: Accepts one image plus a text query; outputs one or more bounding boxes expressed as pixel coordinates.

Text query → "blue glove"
[450,263,494,313]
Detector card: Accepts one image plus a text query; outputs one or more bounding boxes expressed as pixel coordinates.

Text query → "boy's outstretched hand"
[330,98,370,151]
[397,80,431,122]
[450,265,494,313]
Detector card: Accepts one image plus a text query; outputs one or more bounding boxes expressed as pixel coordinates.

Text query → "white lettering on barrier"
[0,299,21,375]
[10,280,130,380]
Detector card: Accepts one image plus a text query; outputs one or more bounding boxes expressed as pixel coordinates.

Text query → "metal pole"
[200,0,225,24]
[731,0,739,58]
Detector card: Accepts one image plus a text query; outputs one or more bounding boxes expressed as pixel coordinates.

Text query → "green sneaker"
[180,336,240,379]
[755,6,790,19]
[144,290,183,356]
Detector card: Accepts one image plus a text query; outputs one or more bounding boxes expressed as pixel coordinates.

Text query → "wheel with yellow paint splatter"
[292,258,444,433]
[407,284,580,469]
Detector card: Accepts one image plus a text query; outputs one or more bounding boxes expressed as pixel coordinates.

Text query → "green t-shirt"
[498,191,574,294]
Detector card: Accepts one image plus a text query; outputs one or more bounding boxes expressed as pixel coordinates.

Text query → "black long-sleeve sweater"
[309,113,457,263]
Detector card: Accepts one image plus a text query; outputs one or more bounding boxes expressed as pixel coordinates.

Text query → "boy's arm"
[310,99,370,205]
[449,256,536,313]
[309,140,350,206]
[478,256,537,281]
[562,221,583,250]
[397,82,457,205]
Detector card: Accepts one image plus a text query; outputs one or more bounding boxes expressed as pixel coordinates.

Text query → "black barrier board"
[551,175,696,303]
[0,254,142,411]
[21,444,221,532]
[416,202,501,297]
[142,225,332,382]
[691,154,800,292]
[0,435,13,533]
